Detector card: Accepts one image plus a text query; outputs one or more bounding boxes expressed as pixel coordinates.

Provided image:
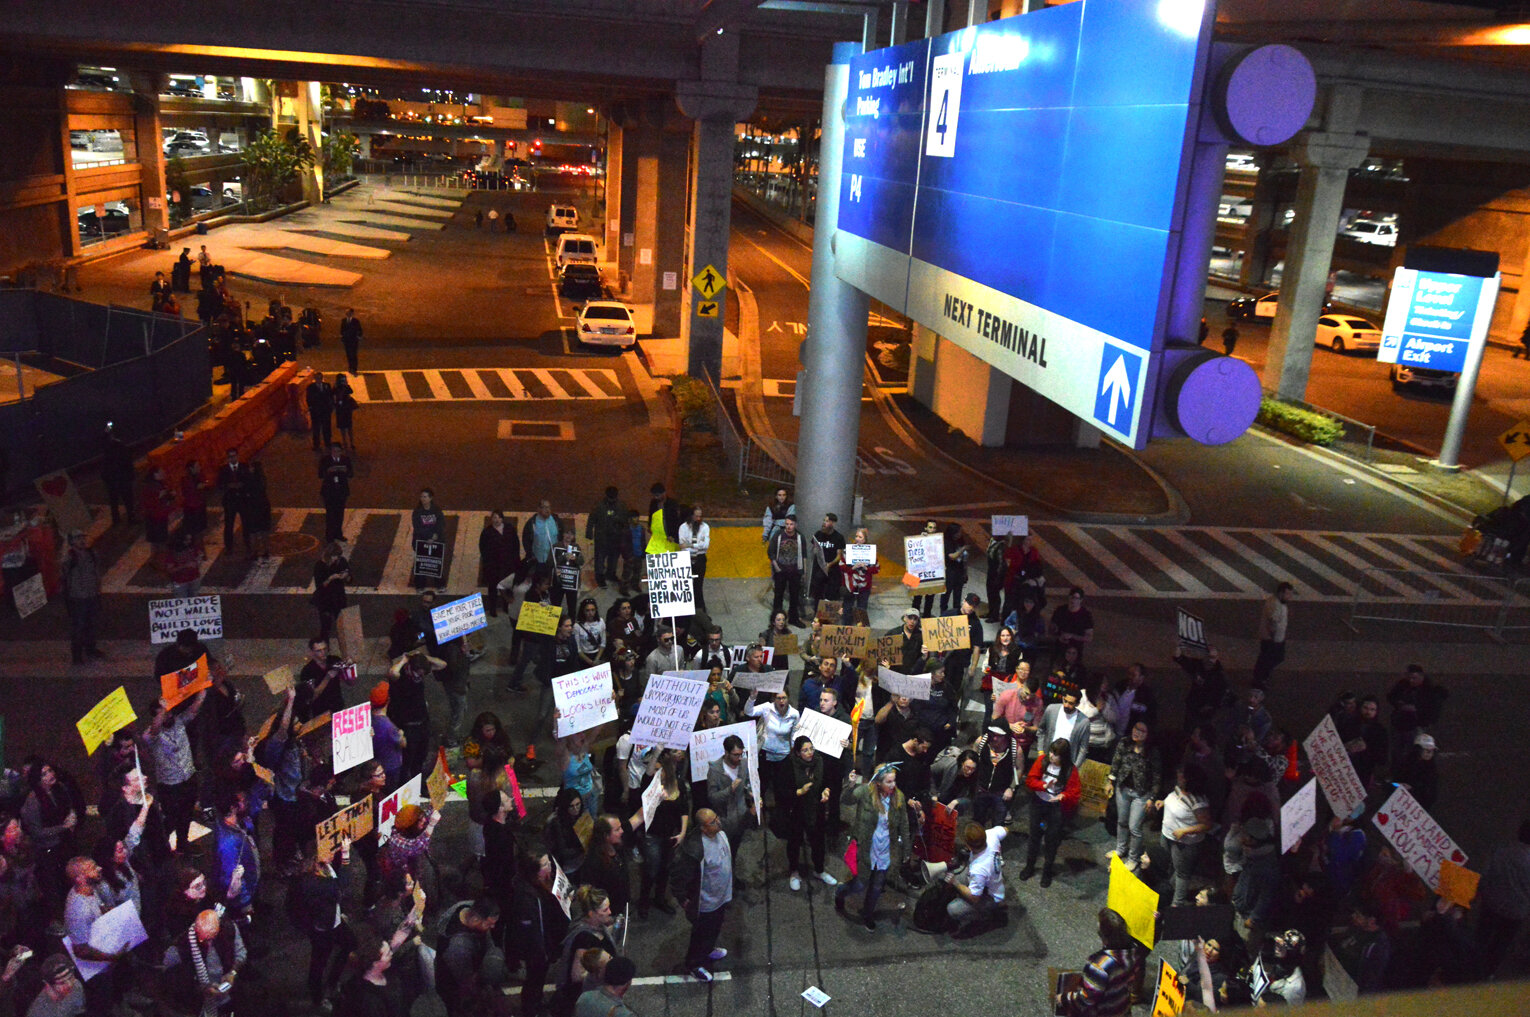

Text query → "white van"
[545,204,579,235]
[555,233,599,270]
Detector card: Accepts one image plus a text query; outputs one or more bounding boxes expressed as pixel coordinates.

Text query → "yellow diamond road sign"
[696,300,719,318]
[1500,419,1530,462]
[692,264,726,299]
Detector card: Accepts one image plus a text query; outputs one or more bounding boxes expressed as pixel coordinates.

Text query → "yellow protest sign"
[427,747,452,810]
[773,633,800,658]
[335,605,364,661]
[1107,853,1160,948]
[316,795,375,857]
[1437,858,1481,909]
[297,712,332,739]
[818,624,872,659]
[517,600,563,636]
[1152,958,1185,1017]
[1077,760,1112,817]
[77,687,136,755]
[262,664,295,695]
[920,614,970,653]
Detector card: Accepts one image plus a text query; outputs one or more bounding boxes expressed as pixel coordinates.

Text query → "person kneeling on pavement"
[945,821,1008,938]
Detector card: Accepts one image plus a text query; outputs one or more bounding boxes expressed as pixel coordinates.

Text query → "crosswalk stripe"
[1119,528,1214,596]
[447,512,482,593]
[425,372,452,401]
[1150,527,1260,594]
[347,369,620,403]
[1056,523,1159,595]
[464,371,493,400]
[377,509,420,593]
[1260,531,1362,596]
[1347,536,1478,601]
[1301,535,1417,598]
[497,369,530,399]
[529,368,570,400]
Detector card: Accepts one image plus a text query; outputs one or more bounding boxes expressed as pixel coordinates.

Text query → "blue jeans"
[835,866,888,919]
[1114,789,1150,863]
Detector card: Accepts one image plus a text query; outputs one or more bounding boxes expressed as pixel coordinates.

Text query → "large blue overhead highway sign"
[834,0,1213,447]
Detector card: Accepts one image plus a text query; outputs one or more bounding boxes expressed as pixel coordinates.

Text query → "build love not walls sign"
[149,596,223,645]
[1372,784,1466,890]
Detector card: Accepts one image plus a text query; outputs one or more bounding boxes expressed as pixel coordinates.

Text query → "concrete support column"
[925,0,946,36]
[604,122,623,268]
[1263,131,1369,399]
[675,81,757,379]
[127,73,169,233]
[1239,156,1280,289]
[797,42,868,531]
[294,81,324,203]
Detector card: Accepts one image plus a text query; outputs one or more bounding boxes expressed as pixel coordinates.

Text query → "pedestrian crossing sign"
[692,265,726,299]
[696,300,720,319]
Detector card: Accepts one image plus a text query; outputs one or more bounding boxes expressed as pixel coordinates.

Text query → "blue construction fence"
[0,289,210,492]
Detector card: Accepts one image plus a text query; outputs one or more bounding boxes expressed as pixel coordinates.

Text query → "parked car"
[1342,219,1398,247]
[559,264,605,301]
[1226,291,1279,322]
[555,233,599,270]
[575,300,637,349]
[545,204,579,235]
[1218,194,1252,220]
[77,204,131,236]
[1390,363,1458,394]
[1314,315,1382,354]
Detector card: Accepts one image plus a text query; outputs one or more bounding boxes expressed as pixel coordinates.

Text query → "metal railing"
[696,370,796,488]
[1346,567,1530,640]
[1261,389,1378,463]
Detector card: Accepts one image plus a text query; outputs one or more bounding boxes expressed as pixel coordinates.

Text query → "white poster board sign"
[376,773,423,844]
[990,514,1029,536]
[1280,777,1318,853]
[63,900,148,981]
[731,669,789,694]
[728,645,775,669]
[553,662,617,738]
[552,858,574,918]
[630,673,710,749]
[148,595,223,645]
[12,574,46,620]
[641,772,667,830]
[903,533,945,584]
[793,708,854,759]
[688,720,758,782]
[430,593,487,644]
[845,543,878,566]
[646,550,694,618]
[661,669,714,683]
[1372,784,1467,889]
[330,702,374,774]
[877,665,932,701]
[1302,715,1367,820]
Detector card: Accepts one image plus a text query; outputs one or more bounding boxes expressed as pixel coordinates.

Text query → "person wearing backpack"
[434,898,502,1016]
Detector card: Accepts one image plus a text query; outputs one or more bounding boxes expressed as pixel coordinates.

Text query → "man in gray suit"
[1037,689,1090,769]
[706,735,754,887]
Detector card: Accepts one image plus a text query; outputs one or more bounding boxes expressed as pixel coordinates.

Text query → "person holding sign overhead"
[145,675,207,855]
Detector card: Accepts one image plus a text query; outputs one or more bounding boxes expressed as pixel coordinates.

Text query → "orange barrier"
[146,362,309,489]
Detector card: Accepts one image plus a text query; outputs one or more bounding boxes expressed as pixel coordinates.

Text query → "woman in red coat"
[1021,737,1081,887]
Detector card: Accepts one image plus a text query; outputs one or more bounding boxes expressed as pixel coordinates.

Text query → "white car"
[1314,315,1381,354]
[1342,220,1397,247]
[545,204,579,235]
[576,301,636,349]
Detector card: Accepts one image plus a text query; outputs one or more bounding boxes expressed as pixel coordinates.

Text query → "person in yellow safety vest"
[645,482,680,554]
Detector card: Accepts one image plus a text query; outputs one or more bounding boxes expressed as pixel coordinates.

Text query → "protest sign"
[920,614,970,652]
[552,859,574,918]
[1437,859,1480,909]
[262,664,295,695]
[64,900,148,981]
[646,550,694,618]
[773,632,800,657]
[661,669,713,683]
[1151,958,1185,1017]
[35,470,92,535]
[731,669,789,694]
[159,653,211,708]
[904,533,945,589]
[641,772,666,830]
[688,720,758,782]
[793,709,853,759]
[991,514,1029,537]
[377,774,423,843]
[336,605,364,660]
[1280,778,1318,853]
[845,543,877,566]
[296,713,331,739]
[1175,608,1207,652]
[1077,760,1112,817]
[517,600,563,636]
[876,666,931,701]
[77,687,136,755]
[316,795,374,857]
[875,632,904,662]
[728,645,775,668]
[330,702,374,774]
[412,539,444,580]
[12,574,45,620]
[506,764,526,818]
[553,662,617,738]
[1107,853,1160,947]
[1249,955,1270,1002]
[1372,784,1466,889]
[631,673,710,749]
[427,748,453,810]
[1302,715,1368,820]
[430,593,487,644]
[148,595,223,645]
[1322,945,1357,1002]
[817,624,872,660]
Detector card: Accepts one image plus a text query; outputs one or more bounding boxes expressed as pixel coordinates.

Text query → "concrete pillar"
[294,81,324,203]
[797,42,868,530]
[1262,130,1369,399]
[127,73,169,233]
[925,0,946,36]
[675,81,757,379]
[604,122,623,268]
[1239,156,1280,289]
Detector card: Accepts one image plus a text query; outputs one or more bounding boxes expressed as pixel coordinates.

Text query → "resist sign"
[330,703,374,774]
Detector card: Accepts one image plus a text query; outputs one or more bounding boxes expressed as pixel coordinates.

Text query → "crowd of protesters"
[18,473,1526,1017]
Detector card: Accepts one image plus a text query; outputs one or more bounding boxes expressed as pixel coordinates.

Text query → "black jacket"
[506,876,568,967]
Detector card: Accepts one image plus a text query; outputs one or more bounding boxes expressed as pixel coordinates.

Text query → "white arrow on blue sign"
[1094,346,1142,430]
